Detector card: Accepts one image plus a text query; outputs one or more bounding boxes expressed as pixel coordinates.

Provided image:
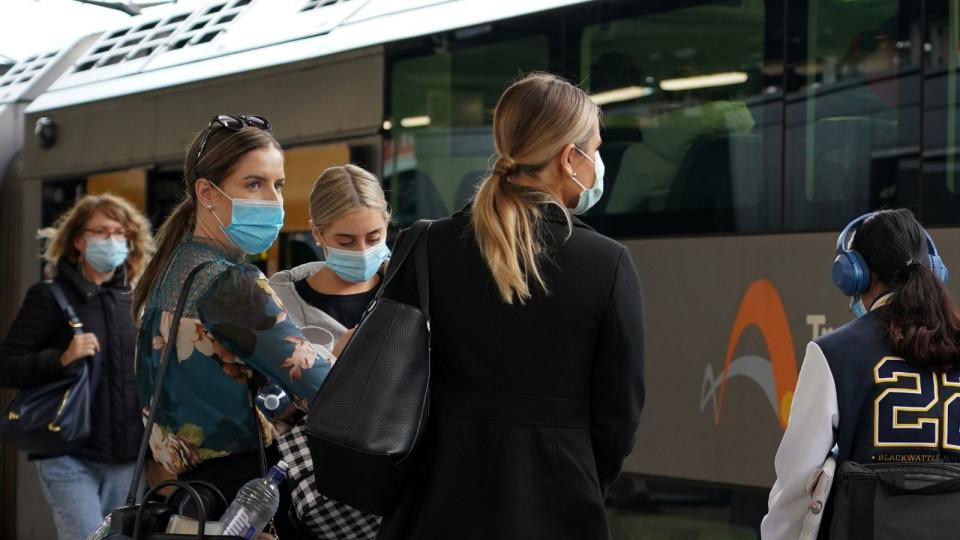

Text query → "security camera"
[35,116,57,149]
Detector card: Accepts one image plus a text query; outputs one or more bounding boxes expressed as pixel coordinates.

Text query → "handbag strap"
[46,280,102,396]
[414,221,431,324]
[46,281,84,336]
[248,377,269,477]
[125,261,215,506]
[372,220,432,310]
[247,377,280,538]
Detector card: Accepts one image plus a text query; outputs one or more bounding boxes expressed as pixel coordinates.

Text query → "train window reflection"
[922,3,960,225]
[387,35,549,227]
[784,1,920,230]
[578,0,781,236]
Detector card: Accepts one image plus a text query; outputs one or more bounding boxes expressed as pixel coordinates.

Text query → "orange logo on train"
[700,279,799,429]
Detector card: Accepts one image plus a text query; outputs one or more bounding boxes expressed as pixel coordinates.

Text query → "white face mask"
[570,147,605,215]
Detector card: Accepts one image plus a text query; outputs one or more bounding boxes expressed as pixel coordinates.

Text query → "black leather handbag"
[306,220,432,516]
[0,281,99,455]
[106,479,237,540]
[829,460,960,540]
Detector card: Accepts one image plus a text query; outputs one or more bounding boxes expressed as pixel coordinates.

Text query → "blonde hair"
[309,164,390,231]
[471,72,600,304]
[132,123,281,320]
[39,193,155,285]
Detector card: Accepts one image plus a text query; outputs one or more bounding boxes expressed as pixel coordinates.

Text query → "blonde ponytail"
[470,73,598,304]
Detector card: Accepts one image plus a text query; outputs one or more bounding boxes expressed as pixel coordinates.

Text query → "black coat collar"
[57,259,126,300]
[453,201,594,232]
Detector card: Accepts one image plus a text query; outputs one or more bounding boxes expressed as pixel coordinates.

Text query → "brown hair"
[852,209,960,370]
[309,164,390,231]
[132,122,282,320]
[39,193,154,285]
[470,72,600,304]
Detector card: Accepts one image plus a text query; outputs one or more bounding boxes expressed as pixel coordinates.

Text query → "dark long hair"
[853,209,960,370]
[132,122,281,320]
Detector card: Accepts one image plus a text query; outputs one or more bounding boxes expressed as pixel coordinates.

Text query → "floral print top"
[136,237,333,474]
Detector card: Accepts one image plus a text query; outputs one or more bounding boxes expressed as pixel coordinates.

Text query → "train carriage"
[4,0,960,537]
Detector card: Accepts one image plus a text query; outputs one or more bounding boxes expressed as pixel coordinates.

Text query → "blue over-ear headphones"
[832,212,949,296]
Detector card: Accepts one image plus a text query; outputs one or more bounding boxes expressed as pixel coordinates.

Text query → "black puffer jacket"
[0,260,142,462]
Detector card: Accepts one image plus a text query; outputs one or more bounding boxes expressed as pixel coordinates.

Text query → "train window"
[577,0,782,236]
[784,1,920,230]
[387,33,549,227]
[74,60,97,73]
[41,179,86,228]
[136,20,160,32]
[922,3,960,225]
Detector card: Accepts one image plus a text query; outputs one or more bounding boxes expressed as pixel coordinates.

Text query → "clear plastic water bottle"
[84,514,112,540]
[219,461,288,540]
[255,382,291,420]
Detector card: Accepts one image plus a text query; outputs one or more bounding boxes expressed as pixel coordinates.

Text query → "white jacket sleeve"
[761,342,839,540]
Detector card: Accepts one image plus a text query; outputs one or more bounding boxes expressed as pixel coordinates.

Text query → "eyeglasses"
[193,114,273,177]
[83,228,128,241]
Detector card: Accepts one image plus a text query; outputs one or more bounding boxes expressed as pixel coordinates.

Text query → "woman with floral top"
[131,114,331,531]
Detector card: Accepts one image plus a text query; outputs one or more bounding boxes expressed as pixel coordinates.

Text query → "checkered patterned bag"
[277,422,381,539]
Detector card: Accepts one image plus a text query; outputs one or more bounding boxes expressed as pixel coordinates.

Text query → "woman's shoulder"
[151,243,244,317]
[22,279,58,309]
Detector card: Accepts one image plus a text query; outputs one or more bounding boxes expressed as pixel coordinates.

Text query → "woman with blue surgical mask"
[267,164,388,535]
[270,164,390,344]
[131,115,331,537]
[0,194,153,540]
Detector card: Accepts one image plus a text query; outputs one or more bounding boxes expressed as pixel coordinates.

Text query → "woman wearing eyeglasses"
[131,115,332,533]
[0,194,153,540]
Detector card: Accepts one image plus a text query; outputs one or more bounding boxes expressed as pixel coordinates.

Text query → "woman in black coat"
[0,194,153,540]
[378,73,646,539]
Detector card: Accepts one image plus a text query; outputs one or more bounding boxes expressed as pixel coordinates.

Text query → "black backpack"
[830,460,960,539]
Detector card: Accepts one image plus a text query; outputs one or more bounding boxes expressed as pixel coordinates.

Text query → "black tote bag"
[830,460,960,540]
[305,220,432,516]
[0,281,99,455]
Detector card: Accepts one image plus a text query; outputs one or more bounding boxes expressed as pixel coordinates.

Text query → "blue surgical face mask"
[85,237,129,273]
[850,296,868,318]
[324,241,391,283]
[208,182,284,254]
[570,146,605,215]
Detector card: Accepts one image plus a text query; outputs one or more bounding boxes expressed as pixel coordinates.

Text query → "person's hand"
[60,333,100,366]
[255,533,275,540]
[332,327,357,359]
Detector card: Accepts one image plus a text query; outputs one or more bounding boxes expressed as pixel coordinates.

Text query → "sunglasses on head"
[193,114,273,177]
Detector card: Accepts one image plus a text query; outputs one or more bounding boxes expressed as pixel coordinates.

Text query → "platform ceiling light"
[588,86,653,106]
[382,120,393,131]
[400,116,431,128]
[659,71,748,92]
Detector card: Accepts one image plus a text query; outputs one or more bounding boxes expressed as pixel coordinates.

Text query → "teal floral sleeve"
[197,263,332,408]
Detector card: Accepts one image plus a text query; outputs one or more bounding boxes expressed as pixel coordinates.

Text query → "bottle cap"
[267,460,288,483]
